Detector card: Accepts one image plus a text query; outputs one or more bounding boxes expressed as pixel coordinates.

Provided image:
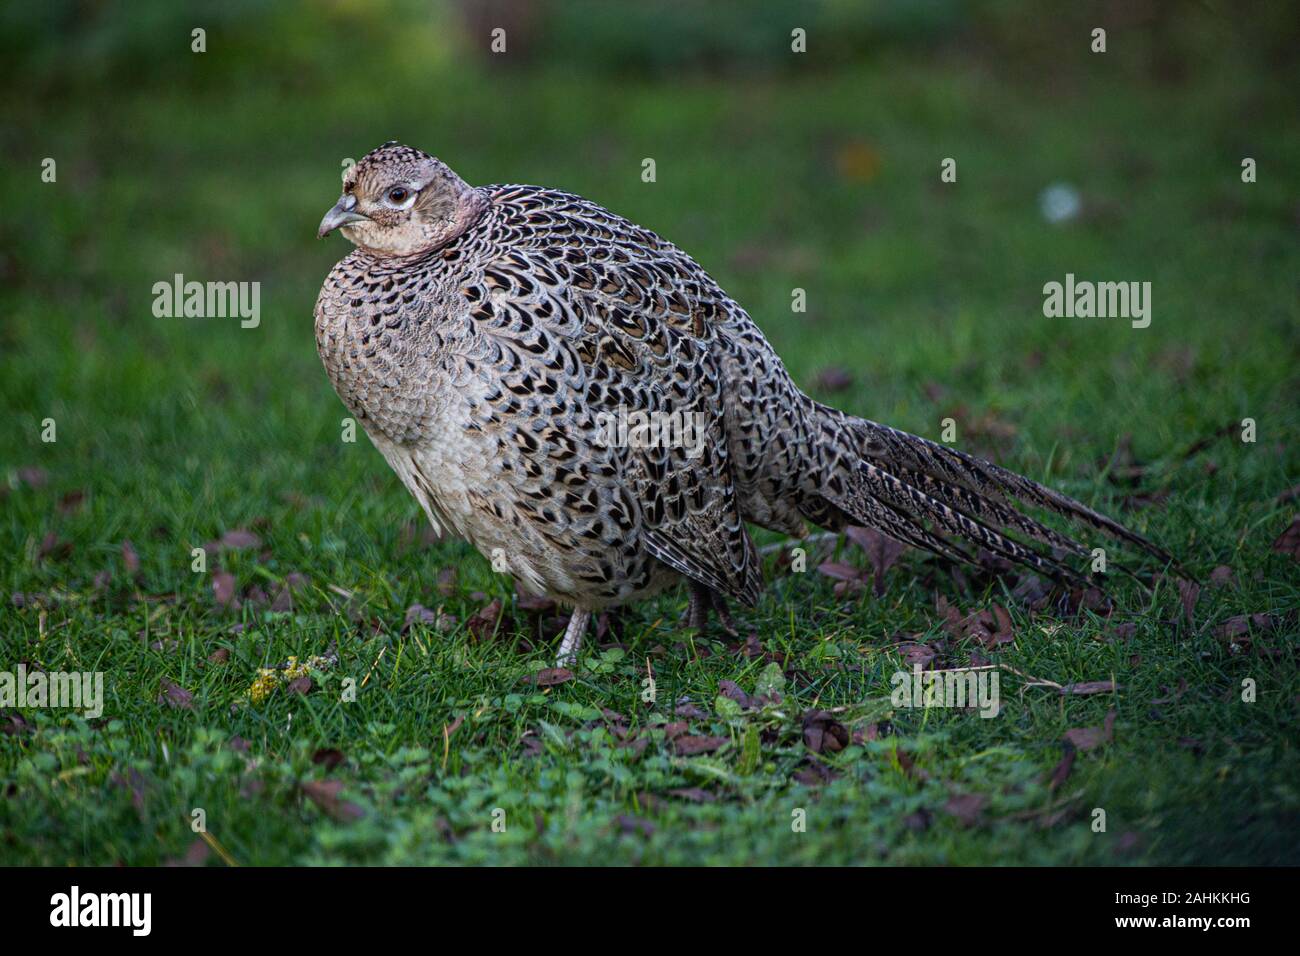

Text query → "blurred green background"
[3,0,1297,454]
[1,1,1297,865]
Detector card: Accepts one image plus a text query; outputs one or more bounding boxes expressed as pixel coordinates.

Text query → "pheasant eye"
[386,186,410,205]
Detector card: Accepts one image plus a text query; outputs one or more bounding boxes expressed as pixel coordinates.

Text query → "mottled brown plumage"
[315,142,1174,663]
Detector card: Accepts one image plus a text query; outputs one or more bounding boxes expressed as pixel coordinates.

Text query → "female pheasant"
[315,142,1173,664]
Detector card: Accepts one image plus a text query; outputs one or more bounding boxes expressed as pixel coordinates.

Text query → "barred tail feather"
[851,416,1176,567]
[850,461,1089,586]
[804,399,1178,582]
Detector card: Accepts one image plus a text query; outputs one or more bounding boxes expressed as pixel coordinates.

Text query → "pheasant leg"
[708,589,739,637]
[682,581,739,636]
[556,608,591,668]
[684,581,711,631]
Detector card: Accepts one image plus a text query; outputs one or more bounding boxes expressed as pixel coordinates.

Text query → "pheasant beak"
[317,195,369,238]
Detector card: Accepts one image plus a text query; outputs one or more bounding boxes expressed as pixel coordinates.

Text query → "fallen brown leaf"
[158,679,194,710]
[895,747,930,780]
[1151,678,1188,705]
[404,603,437,626]
[666,787,715,803]
[523,667,573,687]
[845,525,907,596]
[37,531,72,563]
[662,721,689,739]
[898,642,936,668]
[1270,516,1300,561]
[802,710,849,754]
[817,561,866,583]
[1060,680,1117,696]
[109,768,149,815]
[466,599,504,642]
[435,567,457,596]
[209,529,261,551]
[16,467,48,488]
[672,735,727,756]
[615,814,655,837]
[301,780,365,822]
[793,757,840,786]
[935,594,1017,648]
[616,733,648,757]
[1062,708,1117,751]
[211,570,237,608]
[163,838,210,868]
[1208,565,1234,588]
[1048,746,1076,791]
[717,679,754,710]
[903,808,932,831]
[1177,578,1200,628]
[853,722,881,744]
[121,539,140,576]
[286,676,312,695]
[944,793,987,827]
[311,748,346,770]
[1213,613,1276,649]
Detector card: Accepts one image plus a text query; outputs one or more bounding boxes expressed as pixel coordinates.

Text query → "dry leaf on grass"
[206,529,261,552]
[1060,680,1117,696]
[158,679,194,710]
[523,667,573,687]
[1048,746,1076,791]
[466,599,505,642]
[944,793,987,827]
[672,735,727,756]
[1177,579,1200,627]
[1213,613,1276,651]
[37,531,72,563]
[16,467,48,488]
[802,710,849,754]
[211,570,237,608]
[718,679,754,710]
[1270,516,1300,561]
[301,780,365,822]
[937,595,1015,649]
[1063,708,1117,751]
[121,539,140,575]
[311,748,346,771]
[845,525,907,596]
[817,561,868,597]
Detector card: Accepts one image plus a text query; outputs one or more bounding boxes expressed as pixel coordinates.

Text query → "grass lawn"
[2,13,1298,865]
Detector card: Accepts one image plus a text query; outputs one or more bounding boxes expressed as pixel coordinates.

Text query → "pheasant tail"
[804,398,1177,585]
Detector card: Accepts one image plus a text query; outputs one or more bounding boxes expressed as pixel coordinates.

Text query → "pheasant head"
[317,141,486,256]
